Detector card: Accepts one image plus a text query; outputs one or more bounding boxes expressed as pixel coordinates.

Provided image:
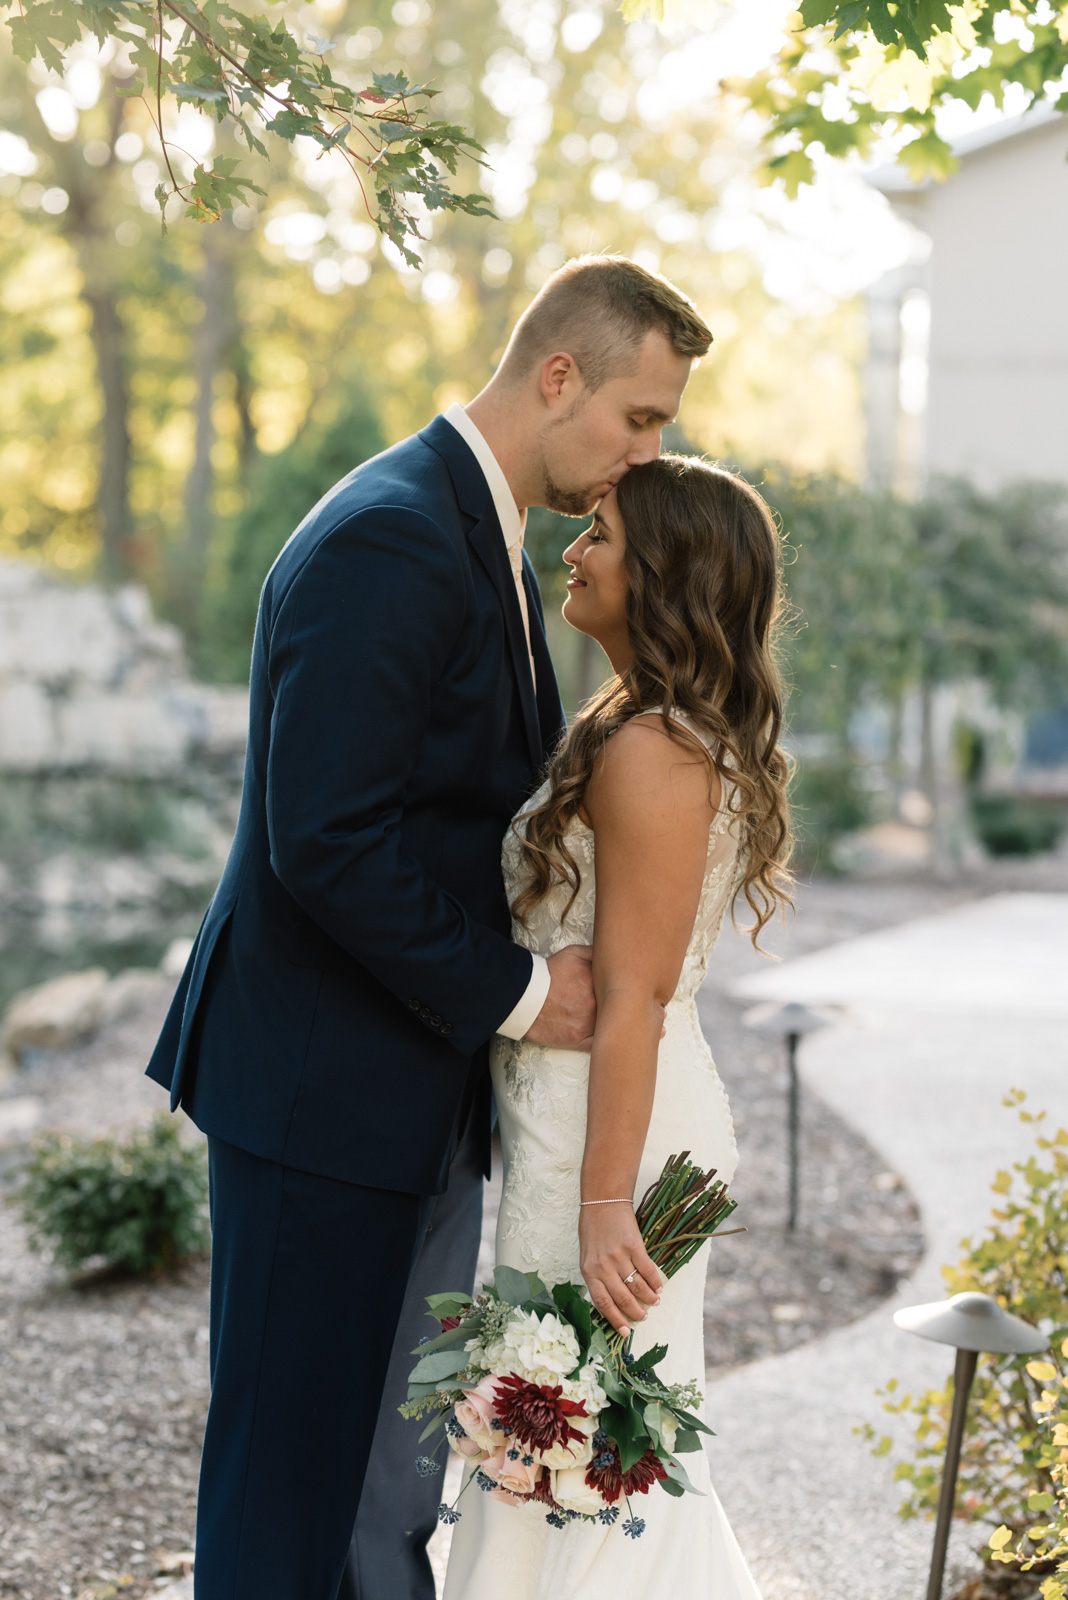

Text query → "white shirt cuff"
[496,953,550,1040]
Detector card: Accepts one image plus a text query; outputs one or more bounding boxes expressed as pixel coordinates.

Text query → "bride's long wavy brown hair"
[513,454,793,946]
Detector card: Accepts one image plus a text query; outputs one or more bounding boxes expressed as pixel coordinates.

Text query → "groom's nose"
[626,428,662,466]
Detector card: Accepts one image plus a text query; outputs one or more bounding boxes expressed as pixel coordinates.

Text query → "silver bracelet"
[579,1198,633,1207]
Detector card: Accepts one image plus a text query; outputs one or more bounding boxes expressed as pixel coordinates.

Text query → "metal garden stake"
[893,1291,1048,1600]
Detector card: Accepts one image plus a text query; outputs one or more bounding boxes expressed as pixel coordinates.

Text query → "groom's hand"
[524,945,596,1050]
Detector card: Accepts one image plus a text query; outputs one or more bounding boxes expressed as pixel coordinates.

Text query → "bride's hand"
[579,1204,663,1338]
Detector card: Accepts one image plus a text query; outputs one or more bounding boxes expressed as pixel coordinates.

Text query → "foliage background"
[2,0,1067,848]
[0,0,865,661]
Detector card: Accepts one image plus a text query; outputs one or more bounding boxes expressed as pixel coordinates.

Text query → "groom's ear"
[539,351,583,409]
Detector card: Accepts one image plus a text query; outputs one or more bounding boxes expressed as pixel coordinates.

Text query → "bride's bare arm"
[579,717,720,1336]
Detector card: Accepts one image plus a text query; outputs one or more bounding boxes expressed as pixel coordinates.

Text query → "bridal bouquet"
[400,1153,741,1538]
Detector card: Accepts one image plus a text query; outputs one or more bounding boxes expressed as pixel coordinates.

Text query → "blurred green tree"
[199,381,385,682]
[0,0,868,682]
[767,473,1068,858]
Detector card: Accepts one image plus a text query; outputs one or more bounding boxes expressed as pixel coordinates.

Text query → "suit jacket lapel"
[420,414,552,774]
[524,558,566,770]
[466,511,544,771]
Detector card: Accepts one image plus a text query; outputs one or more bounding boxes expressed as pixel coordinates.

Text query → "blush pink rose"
[480,1446,540,1498]
[454,1377,501,1454]
[479,1446,509,1480]
[455,1377,500,1437]
[489,1487,524,1506]
[448,1432,487,1460]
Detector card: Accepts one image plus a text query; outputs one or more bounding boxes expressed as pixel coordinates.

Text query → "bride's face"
[561,487,632,671]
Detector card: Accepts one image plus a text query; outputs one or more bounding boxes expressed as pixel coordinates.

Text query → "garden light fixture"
[743,1001,830,1231]
[893,1291,1048,1600]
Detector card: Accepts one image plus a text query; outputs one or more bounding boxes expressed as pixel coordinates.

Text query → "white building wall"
[870,110,1068,490]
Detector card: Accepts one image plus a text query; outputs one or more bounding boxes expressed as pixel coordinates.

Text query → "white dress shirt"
[443,403,550,1042]
[444,403,536,686]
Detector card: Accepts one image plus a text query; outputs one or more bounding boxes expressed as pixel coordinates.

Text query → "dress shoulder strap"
[631,706,713,752]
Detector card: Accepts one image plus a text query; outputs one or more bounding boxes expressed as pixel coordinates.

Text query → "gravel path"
[0,990,205,1600]
[0,877,1021,1600]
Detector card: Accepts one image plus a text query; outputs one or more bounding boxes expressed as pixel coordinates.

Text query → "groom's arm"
[265,508,563,1056]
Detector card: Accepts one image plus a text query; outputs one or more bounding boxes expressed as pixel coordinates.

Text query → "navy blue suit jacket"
[147,416,565,1195]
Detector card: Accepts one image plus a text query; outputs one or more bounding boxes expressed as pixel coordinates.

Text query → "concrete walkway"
[707,893,1068,1598]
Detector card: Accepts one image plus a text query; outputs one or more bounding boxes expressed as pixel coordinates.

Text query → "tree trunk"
[178,213,238,634]
[886,687,905,808]
[920,673,967,875]
[82,279,131,584]
[38,84,133,584]
[919,673,939,842]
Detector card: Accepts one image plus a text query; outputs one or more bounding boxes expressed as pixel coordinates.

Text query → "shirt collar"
[443,402,525,552]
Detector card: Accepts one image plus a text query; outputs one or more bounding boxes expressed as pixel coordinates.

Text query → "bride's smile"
[561,488,633,673]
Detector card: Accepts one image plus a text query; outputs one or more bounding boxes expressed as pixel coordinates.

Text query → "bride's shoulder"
[585,711,720,825]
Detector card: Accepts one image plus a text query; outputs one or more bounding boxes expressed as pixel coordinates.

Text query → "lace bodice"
[501,715,743,1003]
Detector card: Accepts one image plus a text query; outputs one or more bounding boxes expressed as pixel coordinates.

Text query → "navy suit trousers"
[195,1138,433,1600]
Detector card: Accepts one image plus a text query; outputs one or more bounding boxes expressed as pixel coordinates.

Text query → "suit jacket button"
[431,1013,442,1026]
[408,998,420,1012]
[420,1005,431,1020]
[441,1021,453,1035]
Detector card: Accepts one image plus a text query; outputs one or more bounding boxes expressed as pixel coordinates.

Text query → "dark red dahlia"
[439,1310,470,1332]
[585,1444,666,1504]
[622,1449,668,1497]
[492,1373,588,1453]
[585,1442,623,1503]
[530,1471,564,1513]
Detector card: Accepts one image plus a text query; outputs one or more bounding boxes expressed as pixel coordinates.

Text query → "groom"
[147,254,711,1600]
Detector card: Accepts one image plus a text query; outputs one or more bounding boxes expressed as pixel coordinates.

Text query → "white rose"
[531,1430,595,1471]
[552,1463,605,1517]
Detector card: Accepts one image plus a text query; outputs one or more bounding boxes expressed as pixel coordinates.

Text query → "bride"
[443,452,793,1599]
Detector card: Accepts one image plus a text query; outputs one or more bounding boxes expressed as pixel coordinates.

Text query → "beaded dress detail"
[443,712,763,1600]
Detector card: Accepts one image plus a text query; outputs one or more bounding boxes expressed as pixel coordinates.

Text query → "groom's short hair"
[500,254,712,390]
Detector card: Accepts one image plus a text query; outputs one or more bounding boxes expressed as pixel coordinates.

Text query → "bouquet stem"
[635,1151,740,1280]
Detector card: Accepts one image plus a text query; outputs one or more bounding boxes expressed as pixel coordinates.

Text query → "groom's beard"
[540,471,606,517]
[537,395,609,517]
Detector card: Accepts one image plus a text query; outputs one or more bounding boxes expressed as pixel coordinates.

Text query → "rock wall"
[0,560,247,777]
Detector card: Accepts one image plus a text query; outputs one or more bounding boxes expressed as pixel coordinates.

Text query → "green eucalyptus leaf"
[665,1456,705,1496]
[418,1409,448,1443]
[425,1292,473,1315]
[670,1407,714,1437]
[407,1349,468,1385]
[493,1265,532,1307]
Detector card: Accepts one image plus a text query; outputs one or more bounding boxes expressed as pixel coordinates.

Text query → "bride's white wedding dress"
[443,712,764,1600]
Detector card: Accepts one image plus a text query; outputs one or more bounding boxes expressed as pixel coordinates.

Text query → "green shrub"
[861,1094,1068,1561]
[789,754,873,873]
[971,795,1066,858]
[988,1340,1068,1596]
[17,1116,210,1276]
